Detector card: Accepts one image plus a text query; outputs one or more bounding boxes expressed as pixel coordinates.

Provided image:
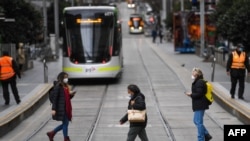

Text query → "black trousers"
[230,69,246,98]
[1,76,20,104]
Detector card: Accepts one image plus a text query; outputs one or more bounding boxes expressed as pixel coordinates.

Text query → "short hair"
[192,67,203,77]
[127,84,141,94]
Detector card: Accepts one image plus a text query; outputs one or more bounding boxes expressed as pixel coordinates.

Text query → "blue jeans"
[54,115,69,137]
[193,110,209,141]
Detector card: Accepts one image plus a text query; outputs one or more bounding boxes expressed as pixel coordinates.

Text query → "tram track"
[85,85,108,141]
[21,84,109,141]
[135,40,176,141]
[134,38,224,140]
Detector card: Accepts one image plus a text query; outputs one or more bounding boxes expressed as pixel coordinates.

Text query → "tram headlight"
[130,27,134,30]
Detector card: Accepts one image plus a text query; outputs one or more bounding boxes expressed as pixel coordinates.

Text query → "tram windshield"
[64,10,114,64]
[128,16,144,28]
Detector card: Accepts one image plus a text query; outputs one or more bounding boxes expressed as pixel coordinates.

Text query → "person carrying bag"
[120,84,149,141]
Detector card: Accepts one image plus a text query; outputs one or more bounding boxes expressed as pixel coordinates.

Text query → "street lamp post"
[200,0,205,57]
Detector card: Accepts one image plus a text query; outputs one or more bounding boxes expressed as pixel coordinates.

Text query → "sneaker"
[205,134,212,141]
[231,95,235,99]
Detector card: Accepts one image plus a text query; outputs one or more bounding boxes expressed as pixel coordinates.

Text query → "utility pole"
[162,0,166,23]
[43,0,48,43]
[200,0,205,57]
[181,0,184,11]
[54,0,59,59]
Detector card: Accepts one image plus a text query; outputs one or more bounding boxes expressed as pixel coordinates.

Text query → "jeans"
[54,115,69,137]
[193,110,209,141]
[127,126,148,141]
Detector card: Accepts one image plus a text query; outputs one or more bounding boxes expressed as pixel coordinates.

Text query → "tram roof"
[64,4,117,11]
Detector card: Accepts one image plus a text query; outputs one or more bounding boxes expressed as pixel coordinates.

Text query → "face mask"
[63,78,68,83]
[191,75,195,80]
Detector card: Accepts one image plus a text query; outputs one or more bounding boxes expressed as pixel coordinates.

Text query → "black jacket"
[120,93,147,127]
[191,78,209,111]
[51,83,74,121]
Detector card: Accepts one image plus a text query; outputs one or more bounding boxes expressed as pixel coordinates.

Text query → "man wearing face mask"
[226,44,250,99]
[47,72,75,141]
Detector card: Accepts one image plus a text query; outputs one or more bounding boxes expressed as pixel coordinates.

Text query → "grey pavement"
[0,55,62,137]
[0,57,62,109]
[0,37,250,139]
[151,38,250,124]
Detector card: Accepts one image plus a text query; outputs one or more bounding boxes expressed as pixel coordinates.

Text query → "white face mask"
[63,78,68,83]
[191,75,195,80]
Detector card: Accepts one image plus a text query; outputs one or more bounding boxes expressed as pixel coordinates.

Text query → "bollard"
[211,57,216,82]
[43,59,48,83]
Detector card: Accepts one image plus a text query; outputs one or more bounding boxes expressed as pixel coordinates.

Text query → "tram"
[62,5,123,79]
[173,11,216,53]
[128,13,144,34]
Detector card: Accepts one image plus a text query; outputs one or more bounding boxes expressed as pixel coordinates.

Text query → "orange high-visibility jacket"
[231,51,246,69]
[0,56,15,80]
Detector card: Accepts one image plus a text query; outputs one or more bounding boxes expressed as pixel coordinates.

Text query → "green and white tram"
[62,4,123,79]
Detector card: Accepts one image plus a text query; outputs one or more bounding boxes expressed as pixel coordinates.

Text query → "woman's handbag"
[127,109,146,122]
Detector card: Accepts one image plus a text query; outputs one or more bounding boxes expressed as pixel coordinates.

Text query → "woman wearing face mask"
[47,72,75,141]
[185,68,212,141]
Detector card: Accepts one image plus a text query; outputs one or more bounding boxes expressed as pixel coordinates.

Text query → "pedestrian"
[158,27,164,43]
[46,72,76,141]
[120,84,149,141]
[151,28,157,43]
[0,51,21,105]
[185,68,212,141]
[226,44,250,99]
[17,42,26,75]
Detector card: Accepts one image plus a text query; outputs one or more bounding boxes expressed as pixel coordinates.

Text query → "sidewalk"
[152,39,250,124]
[0,57,62,137]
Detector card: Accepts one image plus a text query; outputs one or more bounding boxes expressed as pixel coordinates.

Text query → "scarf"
[63,87,72,121]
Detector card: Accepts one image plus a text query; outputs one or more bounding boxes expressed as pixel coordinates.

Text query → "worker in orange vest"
[226,44,250,100]
[0,51,21,105]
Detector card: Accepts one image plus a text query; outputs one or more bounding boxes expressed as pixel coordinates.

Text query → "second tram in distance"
[62,4,123,80]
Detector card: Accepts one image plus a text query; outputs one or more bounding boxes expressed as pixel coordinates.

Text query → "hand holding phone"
[70,90,77,95]
[184,91,191,96]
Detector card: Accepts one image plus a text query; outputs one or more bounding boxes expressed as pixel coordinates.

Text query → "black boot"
[205,134,212,141]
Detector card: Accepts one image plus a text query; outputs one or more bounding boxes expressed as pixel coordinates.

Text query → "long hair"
[127,84,141,94]
[57,72,68,84]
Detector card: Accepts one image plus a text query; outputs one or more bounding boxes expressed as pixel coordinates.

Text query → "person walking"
[0,51,21,105]
[17,42,26,75]
[151,28,157,43]
[120,84,149,141]
[158,26,164,43]
[226,44,250,99]
[46,72,76,141]
[185,68,212,141]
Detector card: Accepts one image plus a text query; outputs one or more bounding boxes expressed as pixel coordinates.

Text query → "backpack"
[203,80,213,105]
[48,81,58,104]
